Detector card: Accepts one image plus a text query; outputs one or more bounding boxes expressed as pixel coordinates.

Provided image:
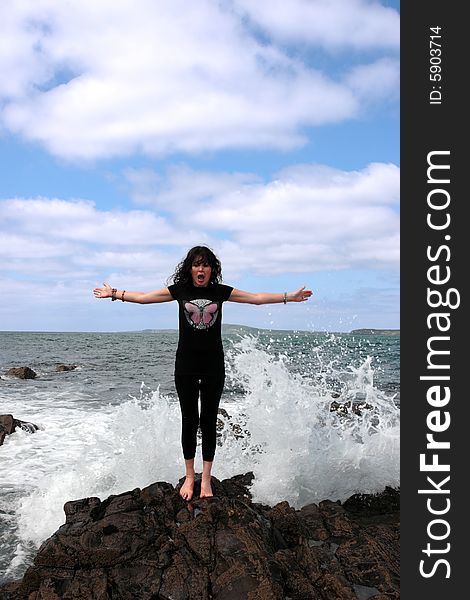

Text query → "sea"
[0,328,400,585]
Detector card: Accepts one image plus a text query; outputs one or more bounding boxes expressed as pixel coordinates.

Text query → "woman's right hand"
[93,282,113,299]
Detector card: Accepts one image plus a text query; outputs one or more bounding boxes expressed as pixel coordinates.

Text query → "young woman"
[94,246,312,501]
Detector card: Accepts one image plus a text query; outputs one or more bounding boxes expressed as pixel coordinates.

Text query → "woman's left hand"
[93,282,113,299]
[289,287,313,302]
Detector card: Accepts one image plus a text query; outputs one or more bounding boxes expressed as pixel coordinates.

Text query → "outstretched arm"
[93,283,174,304]
[229,286,312,305]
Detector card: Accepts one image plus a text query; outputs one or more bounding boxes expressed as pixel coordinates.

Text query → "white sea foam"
[220,336,399,506]
[1,335,399,581]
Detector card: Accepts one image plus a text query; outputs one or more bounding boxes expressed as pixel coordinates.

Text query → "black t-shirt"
[168,282,233,374]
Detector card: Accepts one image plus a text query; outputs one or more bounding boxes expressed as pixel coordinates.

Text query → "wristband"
[283,292,287,304]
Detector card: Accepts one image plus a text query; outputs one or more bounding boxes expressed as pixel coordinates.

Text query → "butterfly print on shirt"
[183,299,219,330]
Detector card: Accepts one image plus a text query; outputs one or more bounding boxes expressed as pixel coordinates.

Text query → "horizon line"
[0,324,400,335]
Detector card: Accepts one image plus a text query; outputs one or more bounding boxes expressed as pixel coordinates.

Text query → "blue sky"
[0,0,399,332]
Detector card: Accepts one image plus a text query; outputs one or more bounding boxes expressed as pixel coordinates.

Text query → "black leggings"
[174,370,225,462]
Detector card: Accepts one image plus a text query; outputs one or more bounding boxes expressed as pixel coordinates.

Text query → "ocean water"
[0,329,400,584]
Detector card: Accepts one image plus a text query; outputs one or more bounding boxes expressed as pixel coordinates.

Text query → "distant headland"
[223,325,400,336]
[349,328,400,336]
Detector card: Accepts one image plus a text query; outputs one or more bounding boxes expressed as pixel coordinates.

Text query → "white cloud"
[0,197,190,286]
[0,0,397,159]
[0,164,399,296]
[0,232,72,259]
[344,57,399,103]
[0,197,189,245]
[0,161,399,321]
[232,0,400,51]
[124,162,400,275]
[124,165,262,211]
[0,166,399,331]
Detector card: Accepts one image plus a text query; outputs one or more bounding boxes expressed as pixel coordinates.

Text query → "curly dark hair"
[169,246,222,286]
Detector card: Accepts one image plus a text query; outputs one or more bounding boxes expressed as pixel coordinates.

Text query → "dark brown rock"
[330,400,373,416]
[0,414,15,446]
[5,367,37,379]
[0,476,399,600]
[343,486,400,517]
[56,364,77,372]
[216,408,248,441]
[0,414,39,446]
[0,414,15,436]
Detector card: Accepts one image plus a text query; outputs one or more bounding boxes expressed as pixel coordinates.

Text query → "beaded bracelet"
[121,290,126,302]
[283,292,287,304]
[111,288,117,301]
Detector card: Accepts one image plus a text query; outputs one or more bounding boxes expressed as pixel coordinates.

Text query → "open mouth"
[197,274,205,282]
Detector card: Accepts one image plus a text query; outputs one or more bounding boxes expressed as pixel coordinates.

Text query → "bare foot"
[180,476,195,501]
[200,478,213,498]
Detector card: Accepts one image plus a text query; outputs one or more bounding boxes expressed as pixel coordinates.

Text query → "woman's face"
[191,257,212,287]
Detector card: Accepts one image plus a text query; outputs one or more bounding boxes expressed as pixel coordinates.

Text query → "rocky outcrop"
[216,408,248,441]
[0,414,39,446]
[349,329,400,337]
[330,400,373,416]
[56,364,77,372]
[5,367,37,380]
[0,474,399,599]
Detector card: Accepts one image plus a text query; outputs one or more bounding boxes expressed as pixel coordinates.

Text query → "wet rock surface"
[4,367,37,380]
[0,474,399,599]
[55,364,77,372]
[0,414,39,446]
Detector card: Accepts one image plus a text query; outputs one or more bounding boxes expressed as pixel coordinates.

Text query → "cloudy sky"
[0,0,399,332]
